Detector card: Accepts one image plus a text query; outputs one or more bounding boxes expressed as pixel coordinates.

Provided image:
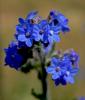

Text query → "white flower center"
[50,30,54,35]
[66,71,70,76]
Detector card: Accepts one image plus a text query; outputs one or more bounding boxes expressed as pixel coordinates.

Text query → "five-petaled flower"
[46,49,79,86]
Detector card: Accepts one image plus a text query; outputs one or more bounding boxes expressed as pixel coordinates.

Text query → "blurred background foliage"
[0,0,85,100]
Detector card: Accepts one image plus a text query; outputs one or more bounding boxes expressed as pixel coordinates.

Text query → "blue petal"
[39,20,47,28]
[53,34,60,42]
[33,25,40,31]
[51,26,61,33]
[18,41,26,48]
[26,38,33,47]
[51,57,58,66]
[16,25,25,33]
[52,73,59,80]
[50,10,56,16]
[18,34,27,42]
[18,18,25,25]
[34,34,40,41]
[57,13,68,24]
[43,34,48,43]
[54,78,60,86]
[48,35,53,44]
[64,75,74,84]
[32,32,40,41]
[58,71,62,76]
[26,11,38,20]
[9,41,17,47]
[62,25,70,32]
[70,68,79,76]
[46,66,56,74]
[60,76,67,85]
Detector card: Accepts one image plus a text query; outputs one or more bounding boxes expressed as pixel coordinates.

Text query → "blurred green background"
[0,0,85,100]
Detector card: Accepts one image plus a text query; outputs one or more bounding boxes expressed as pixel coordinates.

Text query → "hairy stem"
[38,47,48,100]
[32,45,48,100]
[41,61,47,100]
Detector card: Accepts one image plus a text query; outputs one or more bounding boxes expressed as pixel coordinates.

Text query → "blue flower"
[46,50,79,86]
[48,10,70,33]
[43,24,60,43]
[46,57,69,79]
[38,10,70,49]
[15,10,70,49]
[39,20,61,44]
[16,18,33,47]
[63,49,80,67]
[17,24,41,47]
[4,42,23,70]
[15,11,42,47]
[39,21,60,54]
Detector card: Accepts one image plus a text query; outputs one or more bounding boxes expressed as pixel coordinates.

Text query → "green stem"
[40,60,47,100]
[32,45,48,100]
[39,48,47,100]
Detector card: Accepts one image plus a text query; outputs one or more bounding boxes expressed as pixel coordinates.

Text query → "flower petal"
[43,34,48,43]
[70,68,79,76]
[53,34,60,42]
[51,57,58,66]
[26,11,38,20]
[32,33,40,41]
[16,25,25,33]
[64,75,74,84]
[26,38,33,47]
[60,77,67,85]
[52,73,59,80]
[46,66,56,74]
[54,78,60,86]
[62,25,70,32]
[48,35,53,44]
[18,34,27,42]
[18,18,25,25]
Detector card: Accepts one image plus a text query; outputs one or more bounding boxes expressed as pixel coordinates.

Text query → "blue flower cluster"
[4,10,70,69]
[46,49,79,86]
[4,41,33,69]
[15,10,70,52]
[4,10,80,87]
[4,42,23,69]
